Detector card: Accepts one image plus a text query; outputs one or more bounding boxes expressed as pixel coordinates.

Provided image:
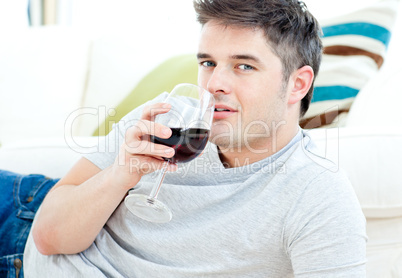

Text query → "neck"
[218,124,299,168]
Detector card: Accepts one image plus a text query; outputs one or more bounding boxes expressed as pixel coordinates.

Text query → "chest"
[103,177,296,276]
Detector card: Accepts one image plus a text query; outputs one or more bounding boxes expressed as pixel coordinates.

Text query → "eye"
[200,61,216,68]
[238,64,254,70]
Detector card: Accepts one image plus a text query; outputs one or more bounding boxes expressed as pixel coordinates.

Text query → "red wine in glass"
[151,127,210,164]
[124,83,215,223]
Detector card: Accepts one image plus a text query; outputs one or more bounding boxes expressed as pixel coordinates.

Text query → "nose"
[206,66,232,97]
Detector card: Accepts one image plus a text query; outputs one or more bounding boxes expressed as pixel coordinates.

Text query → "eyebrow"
[230,54,262,64]
[197,53,263,65]
[197,53,211,59]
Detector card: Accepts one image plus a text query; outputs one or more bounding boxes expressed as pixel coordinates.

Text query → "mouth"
[213,104,237,119]
[214,108,231,112]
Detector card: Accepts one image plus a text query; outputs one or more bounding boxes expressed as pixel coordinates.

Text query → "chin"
[209,134,237,150]
[210,121,242,148]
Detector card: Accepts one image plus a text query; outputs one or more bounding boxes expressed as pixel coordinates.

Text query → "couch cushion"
[365,217,402,277]
[94,54,198,136]
[0,137,98,179]
[300,0,399,128]
[0,27,91,144]
[307,127,402,218]
[346,62,402,127]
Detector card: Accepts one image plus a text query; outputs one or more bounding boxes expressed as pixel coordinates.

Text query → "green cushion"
[93,54,198,136]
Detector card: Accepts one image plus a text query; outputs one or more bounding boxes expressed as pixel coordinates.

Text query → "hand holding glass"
[124,83,215,223]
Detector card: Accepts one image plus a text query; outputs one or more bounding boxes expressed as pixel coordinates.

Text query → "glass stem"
[149,161,169,199]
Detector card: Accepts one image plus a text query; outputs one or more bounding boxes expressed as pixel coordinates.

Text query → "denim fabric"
[0,170,58,278]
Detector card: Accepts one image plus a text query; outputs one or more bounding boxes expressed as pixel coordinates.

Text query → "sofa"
[1,0,402,276]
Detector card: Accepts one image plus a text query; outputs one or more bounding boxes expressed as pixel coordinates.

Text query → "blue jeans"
[0,170,58,278]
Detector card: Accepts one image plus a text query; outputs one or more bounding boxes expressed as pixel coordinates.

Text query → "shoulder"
[283,132,365,232]
[284,130,350,188]
[281,132,364,225]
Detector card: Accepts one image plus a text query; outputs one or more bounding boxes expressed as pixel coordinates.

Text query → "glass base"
[125,194,172,223]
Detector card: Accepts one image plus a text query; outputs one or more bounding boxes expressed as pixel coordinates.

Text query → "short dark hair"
[193,0,323,117]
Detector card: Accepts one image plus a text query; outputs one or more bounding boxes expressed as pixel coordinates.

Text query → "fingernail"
[164,148,174,155]
[163,103,171,109]
[162,127,171,136]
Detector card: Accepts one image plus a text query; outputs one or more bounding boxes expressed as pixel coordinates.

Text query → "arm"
[32,103,177,255]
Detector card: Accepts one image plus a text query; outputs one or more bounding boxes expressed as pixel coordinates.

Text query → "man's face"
[197,21,289,153]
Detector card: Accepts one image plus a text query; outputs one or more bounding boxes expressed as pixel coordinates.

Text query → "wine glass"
[124,83,215,223]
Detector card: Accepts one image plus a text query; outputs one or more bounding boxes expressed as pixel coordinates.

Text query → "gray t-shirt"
[24,95,367,277]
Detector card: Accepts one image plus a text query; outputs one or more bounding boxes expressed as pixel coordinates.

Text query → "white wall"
[0,0,29,30]
[2,0,400,64]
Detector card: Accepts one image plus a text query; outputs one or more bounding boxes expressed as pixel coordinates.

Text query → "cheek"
[238,85,266,109]
[239,89,275,120]
[238,96,262,124]
[197,71,210,89]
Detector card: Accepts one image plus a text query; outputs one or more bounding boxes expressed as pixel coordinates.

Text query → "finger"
[123,140,175,158]
[126,119,172,141]
[141,103,171,121]
[123,120,175,162]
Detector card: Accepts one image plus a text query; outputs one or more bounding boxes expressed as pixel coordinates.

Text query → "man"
[24,0,367,276]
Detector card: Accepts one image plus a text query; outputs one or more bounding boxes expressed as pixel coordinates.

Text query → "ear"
[288,65,314,105]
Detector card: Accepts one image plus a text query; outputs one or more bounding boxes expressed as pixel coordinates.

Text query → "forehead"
[197,21,276,60]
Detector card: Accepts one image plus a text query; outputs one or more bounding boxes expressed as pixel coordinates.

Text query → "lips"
[213,104,237,119]
[215,108,231,112]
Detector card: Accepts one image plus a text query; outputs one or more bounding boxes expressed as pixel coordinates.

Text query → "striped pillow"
[300,0,399,129]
